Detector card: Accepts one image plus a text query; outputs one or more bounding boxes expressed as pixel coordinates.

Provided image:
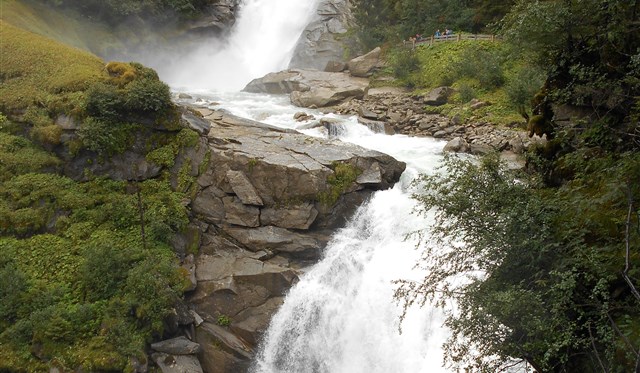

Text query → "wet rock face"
[288,0,355,70]
[183,108,405,371]
[185,0,240,35]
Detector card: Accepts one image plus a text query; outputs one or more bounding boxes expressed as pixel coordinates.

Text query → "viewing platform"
[404,34,500,48]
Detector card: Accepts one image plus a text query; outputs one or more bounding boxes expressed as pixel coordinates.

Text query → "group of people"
[408,33,423,43]
[434,28,453,37]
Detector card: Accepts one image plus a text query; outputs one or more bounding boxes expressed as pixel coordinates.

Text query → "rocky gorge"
[144,107,406,372]
[165,56,545,371]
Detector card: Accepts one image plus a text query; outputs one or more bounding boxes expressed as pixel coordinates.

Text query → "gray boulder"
[443,137,470,153]
[151,353,203,373]
[324,60,346,72]
[185,0,239,34]
[151,337,202,355]
[423,86,455,106]
[347,47,383,77]
[289,0,355,70]
[244,69,369,108]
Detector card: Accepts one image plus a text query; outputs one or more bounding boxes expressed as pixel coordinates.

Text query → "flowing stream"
[183,92,452,373]
[252,115,450,373]
[167,0,452,371]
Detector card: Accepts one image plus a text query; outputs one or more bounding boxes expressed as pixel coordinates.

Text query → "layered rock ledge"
[178,107,405,372]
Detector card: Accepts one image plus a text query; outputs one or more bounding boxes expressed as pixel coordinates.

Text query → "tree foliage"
[35,0,211,23]
[397,153,640,371]
[499,0,640,122]
[353,0,514,49]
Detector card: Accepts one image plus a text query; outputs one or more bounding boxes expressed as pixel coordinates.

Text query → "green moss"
[198,149,211,175]
[77,118,138,157]
[146,144,176,168]
[0,132,61,181]
[179,225,202,257]
[177,159,194,193]
[247,157,258,172]
[146,129,200,169]
[217,314,231,327]
[318,162,362,207]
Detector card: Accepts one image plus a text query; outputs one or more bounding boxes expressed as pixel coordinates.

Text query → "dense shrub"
[36,0,209,23]
[0,175,190,369]
[504,64,546,108]
[398,152,640,371]
[77,117,137,156]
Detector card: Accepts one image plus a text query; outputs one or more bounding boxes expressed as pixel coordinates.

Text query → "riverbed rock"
[151,352,204,373]
[347,47,384,77]
[443,137,470,153]
[423,86,455,106]
[151,337,202,355]
[243,69,369,108]
[324,60,346,72]
[183,108,406,371]
[196,322,252,373]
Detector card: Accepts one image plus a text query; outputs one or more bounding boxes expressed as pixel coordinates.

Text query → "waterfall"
[161,0,320,91]
[214,105,451,373]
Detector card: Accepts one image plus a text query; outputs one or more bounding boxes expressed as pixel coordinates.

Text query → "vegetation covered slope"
[0,19,197,372]
[377,0,640,372]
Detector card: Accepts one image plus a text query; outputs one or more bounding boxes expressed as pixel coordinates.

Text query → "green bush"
[217,314,231,327]
[124,77,172,113]
[451,46,505,89]
[456,83,476,103]
[399,152,640,371]
[77,117,136,156]
[318,162,362,206]
[504,64,546,108]
[388,47,421,86]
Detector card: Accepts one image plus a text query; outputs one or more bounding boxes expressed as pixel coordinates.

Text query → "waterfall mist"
[126,0,320,92]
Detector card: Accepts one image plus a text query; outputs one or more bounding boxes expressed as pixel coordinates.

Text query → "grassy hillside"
[382,40,544,126]
[0,20,105,112]
[0,14,198,372]
[0,0,123,56]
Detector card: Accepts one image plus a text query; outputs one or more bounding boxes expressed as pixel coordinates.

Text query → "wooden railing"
[404,34,500,48]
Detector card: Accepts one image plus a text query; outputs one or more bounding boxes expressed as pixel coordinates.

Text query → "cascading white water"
[252,117,449,373]
[182,91,452,372]
[166,0,453,369]
[161,0,320,91]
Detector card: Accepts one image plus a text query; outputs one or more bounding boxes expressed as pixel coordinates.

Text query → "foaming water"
[182,92,452,372]
[161,0,319,91]
[252,185,448,373]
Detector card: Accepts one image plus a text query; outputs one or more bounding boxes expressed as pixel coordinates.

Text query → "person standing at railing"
[435,29,441,37]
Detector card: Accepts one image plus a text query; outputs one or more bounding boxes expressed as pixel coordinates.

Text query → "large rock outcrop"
[243,69,369,108]
[182,108,405,372]
[289,0,356,70]
[185,0,240,35]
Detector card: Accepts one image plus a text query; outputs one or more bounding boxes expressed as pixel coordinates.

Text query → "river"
[158,0,452,371]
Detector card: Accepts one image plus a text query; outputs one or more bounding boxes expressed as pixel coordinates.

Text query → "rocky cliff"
[288,0,356,70]
[176,107,405,372]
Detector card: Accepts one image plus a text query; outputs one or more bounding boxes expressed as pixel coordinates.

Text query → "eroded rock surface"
[243,69,369,108]
[289,0,356,70]
[182,108,405,371]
